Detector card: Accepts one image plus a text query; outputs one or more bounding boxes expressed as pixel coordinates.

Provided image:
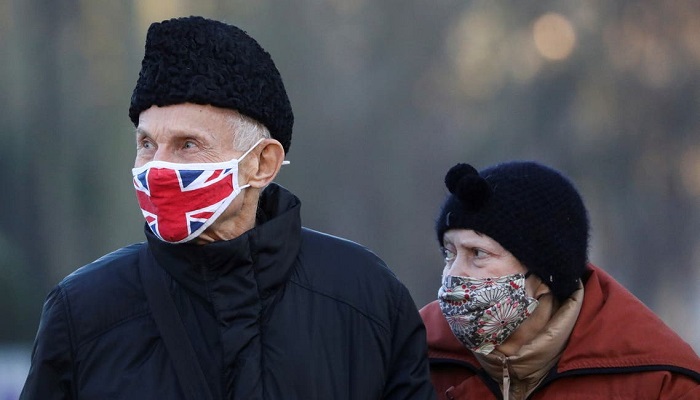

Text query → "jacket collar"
[146,183,302,305]
[474,285,583,397]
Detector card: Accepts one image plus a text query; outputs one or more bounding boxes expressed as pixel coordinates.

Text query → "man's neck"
[195,188,261,244]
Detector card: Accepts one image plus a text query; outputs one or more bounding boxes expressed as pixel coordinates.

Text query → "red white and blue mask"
[132,139,263,243]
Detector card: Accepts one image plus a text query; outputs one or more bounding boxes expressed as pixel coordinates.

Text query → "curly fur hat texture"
[129,16,294,153]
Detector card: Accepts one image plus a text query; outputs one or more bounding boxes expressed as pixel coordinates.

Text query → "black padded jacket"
[20,184,436,400]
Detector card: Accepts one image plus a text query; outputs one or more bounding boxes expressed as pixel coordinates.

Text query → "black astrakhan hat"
[435,161,590,300]
[129,16,294,153]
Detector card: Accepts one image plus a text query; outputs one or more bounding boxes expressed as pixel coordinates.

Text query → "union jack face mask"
[438,273,538,355]
[132,139,264,243]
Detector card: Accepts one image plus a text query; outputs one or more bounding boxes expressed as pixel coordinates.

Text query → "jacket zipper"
[501,356,511,400]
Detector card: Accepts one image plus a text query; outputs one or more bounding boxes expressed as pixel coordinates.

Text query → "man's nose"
[151,146,175,163]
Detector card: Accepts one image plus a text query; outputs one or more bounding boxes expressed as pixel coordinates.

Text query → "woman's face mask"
[438,273,539,355]
[131,139,263,243]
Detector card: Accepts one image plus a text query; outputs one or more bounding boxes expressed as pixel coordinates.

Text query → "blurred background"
[1,0,700,396]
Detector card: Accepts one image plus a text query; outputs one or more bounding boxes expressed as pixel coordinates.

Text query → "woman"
[420,161,700,399]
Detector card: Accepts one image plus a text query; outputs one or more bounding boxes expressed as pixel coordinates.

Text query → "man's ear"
[246,138,285,188]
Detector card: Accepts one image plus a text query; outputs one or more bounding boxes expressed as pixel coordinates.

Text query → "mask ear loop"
[238,138,266,161]
[240,138,291,166]
[237,138,291,189]
[233,138,265,192]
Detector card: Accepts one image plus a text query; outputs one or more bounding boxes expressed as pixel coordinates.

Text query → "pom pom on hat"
[129,16,294,153]
[445,163,492,211]
[435,161,590,300]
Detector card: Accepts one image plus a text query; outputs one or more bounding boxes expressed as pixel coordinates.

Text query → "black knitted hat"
[436,161,589,300]
[129,16,294,153]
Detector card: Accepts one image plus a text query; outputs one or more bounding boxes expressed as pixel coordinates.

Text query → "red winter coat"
[420,264,700,399]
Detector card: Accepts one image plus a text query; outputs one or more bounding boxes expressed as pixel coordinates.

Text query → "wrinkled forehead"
[135,104,238,142]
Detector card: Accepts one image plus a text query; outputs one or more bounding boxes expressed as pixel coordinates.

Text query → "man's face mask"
[132,139,263,243]
[438,273,539,355]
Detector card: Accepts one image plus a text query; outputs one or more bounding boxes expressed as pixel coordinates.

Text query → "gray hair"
[228,111,271,151]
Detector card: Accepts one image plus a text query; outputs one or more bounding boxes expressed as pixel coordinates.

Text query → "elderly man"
[21,16,435,400]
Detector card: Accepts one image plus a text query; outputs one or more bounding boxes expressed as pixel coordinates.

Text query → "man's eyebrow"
[135,127,213,139]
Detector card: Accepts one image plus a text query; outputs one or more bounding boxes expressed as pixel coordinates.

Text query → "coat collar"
[146,183,302,307]
[473,285,582,397]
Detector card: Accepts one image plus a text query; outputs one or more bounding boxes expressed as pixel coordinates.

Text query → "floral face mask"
[438,273,538,355]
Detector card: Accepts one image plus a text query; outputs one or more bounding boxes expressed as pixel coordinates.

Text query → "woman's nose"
[448,255,470,277]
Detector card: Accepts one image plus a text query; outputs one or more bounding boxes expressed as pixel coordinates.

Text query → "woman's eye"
[474,248,488,259]
[443,249,456,262]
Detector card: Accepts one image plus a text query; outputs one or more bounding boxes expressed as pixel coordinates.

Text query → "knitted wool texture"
[129,16,294,153]
[435,161,590,300]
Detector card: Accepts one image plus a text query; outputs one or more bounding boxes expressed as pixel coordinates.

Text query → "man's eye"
[183,141,197,149]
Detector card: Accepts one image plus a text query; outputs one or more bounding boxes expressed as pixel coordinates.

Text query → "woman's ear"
[246,138,285,188]
[526,274,553,300]
[533,280,553,300]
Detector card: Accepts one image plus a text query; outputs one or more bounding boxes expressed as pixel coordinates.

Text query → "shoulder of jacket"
[55,243,150,346]
[559,264,700,378]
[297,227,399,283]
[291,228,409,327]
[60,243,142,290]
